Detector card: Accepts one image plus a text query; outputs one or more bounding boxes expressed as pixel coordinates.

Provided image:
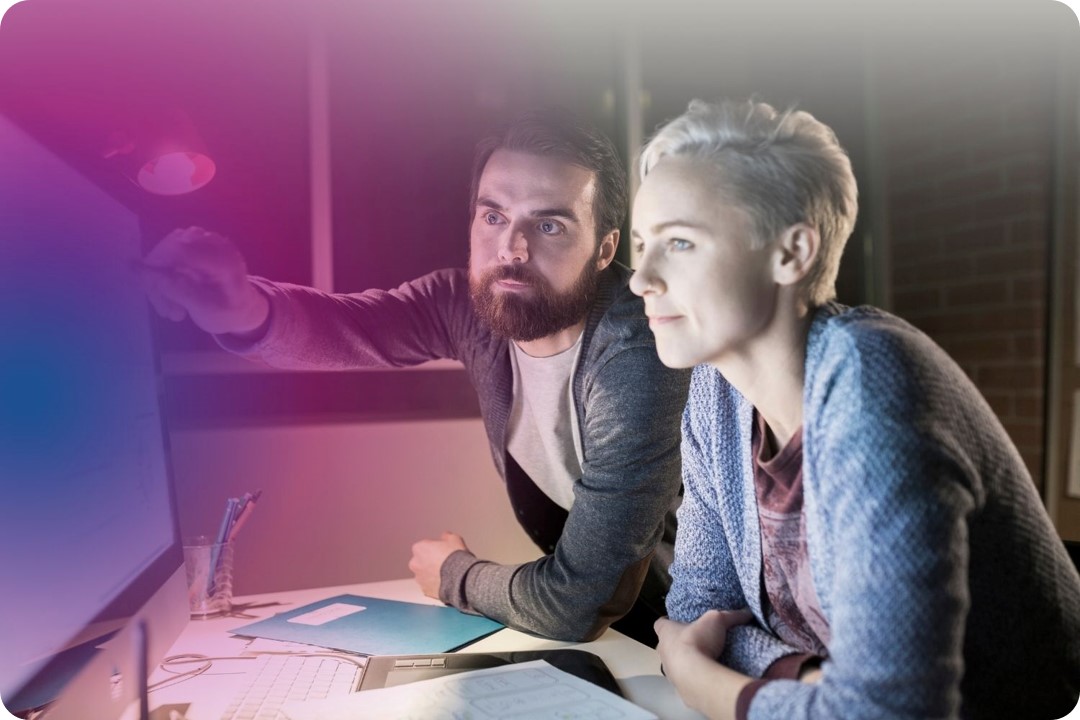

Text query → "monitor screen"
[0,113,187,717]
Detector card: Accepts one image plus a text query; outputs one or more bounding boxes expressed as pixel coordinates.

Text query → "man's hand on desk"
[409,531,469,599]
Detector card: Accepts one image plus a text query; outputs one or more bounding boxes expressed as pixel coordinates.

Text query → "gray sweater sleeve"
[215,270,469,368]
[442,343,689,641]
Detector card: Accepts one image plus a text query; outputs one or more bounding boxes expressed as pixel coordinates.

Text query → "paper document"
[281,659,657,720]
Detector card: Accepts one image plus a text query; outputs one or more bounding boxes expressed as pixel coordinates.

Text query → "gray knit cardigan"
[667,303,1080,720]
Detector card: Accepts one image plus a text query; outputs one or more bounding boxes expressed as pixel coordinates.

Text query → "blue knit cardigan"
[667,303,1080,720]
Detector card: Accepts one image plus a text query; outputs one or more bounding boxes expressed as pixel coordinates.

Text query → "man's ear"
[772,223,819,287]
[596,229,619,270]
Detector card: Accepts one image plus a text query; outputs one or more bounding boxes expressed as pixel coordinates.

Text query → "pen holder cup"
[182,536,234,619]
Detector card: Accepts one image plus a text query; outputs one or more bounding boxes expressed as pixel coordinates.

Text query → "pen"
[227,489,262,544]
[208,497,239,596]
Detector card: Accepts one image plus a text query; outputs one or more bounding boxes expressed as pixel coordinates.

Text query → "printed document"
[281,659,657,720]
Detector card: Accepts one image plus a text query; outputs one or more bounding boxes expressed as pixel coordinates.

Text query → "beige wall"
[168,419,541,596]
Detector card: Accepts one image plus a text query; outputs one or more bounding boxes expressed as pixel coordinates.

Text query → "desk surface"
[146,579,704,720]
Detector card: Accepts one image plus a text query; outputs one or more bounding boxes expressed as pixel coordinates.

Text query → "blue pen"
[208,497,239,596]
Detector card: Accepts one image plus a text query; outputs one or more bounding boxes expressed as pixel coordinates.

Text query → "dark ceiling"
[2,0,1057,312]
[1,0,313,276]
[0,0,625,288]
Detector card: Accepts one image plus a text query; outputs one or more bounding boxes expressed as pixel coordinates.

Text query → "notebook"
[230,594,504,656]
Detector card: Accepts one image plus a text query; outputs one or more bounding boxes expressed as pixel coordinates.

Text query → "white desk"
[146,579,705,720]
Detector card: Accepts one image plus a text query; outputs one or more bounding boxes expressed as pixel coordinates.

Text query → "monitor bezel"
[2,113,189,716]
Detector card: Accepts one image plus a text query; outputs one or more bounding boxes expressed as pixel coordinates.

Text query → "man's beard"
[469,258,600,342]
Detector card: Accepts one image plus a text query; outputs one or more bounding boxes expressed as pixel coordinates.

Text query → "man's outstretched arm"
[140,227,472,369]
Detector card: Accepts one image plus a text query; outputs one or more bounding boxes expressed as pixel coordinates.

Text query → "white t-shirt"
[506,333,585,511]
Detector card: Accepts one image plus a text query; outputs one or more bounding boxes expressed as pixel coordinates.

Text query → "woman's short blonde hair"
[640,99,858,306]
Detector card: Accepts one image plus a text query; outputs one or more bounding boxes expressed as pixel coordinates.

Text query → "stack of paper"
[281,660,657,720]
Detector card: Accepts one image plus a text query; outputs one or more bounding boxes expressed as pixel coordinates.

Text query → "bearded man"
[140,109,690,644]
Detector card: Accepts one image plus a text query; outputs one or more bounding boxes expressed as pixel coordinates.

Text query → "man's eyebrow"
[475,196,505,211]
[529,207,579,223]
[630,220,709,238]
[475,198,580,224]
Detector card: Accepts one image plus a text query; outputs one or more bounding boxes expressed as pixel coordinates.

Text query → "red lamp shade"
[136,150,215,195]
[104,108,216,196]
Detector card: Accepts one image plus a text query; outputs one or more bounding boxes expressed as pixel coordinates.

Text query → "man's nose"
[497,227,528,263]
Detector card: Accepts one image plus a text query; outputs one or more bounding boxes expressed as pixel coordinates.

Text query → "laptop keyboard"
[220,654,364,720]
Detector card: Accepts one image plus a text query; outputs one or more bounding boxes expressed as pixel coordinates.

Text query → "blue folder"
[230,594,504,656]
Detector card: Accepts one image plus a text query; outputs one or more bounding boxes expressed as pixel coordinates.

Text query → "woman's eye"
[670,238,694,251]
[633,242,645,255]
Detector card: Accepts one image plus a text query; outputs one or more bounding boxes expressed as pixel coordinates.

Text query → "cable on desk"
[150,651,367,694]
[150,654,221,693]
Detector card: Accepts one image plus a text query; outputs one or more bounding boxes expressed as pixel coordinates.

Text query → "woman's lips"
[648,314,683,328]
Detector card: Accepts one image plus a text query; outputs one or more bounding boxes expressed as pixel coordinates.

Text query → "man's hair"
[470,108,627,244]
[639,99,858,306]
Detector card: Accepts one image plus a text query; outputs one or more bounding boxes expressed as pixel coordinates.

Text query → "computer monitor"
[0,113,188,719]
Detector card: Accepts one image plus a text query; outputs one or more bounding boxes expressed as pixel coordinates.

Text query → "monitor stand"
[36,567,187,720]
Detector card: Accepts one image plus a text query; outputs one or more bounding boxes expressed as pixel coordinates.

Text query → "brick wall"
[875,21,1056,488]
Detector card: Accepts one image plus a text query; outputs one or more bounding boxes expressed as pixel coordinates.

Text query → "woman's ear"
[772,223,819,288]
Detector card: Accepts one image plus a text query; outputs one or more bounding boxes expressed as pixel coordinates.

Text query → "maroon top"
[736,410,830,720]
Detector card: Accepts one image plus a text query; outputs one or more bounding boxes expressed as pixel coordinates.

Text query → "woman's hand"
[655,609,754,720]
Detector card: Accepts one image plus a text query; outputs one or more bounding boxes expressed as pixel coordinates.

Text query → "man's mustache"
[487,264,539,285]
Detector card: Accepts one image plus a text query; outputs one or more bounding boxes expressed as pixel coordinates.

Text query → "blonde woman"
[630,99,1080,720]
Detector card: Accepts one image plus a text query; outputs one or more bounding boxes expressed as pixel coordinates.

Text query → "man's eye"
[670,238,694,251]
[538,220,562,235]
[633,242,645,255]
[483,212,502,225]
